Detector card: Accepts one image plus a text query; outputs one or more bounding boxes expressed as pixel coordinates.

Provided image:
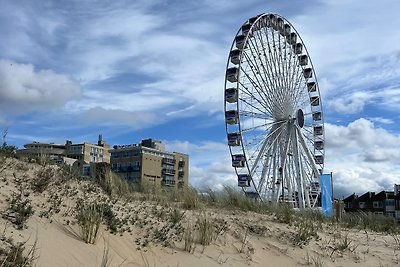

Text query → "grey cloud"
[81,107,159,129]
[363,149,400,163]
[0,59,81,114]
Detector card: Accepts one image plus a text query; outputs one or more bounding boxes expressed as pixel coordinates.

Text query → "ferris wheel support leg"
[296,126,320,179]
[278,123,294,203]
[293,134,305,209]
[296,126,319,208]
[257,145,273,196]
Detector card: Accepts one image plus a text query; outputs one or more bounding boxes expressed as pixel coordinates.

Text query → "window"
[385,199,395,206]
[345,203,352,209]
[358,202,365,209]
[373,201,383,208]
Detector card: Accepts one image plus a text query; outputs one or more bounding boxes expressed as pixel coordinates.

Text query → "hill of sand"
[0,157,399,267]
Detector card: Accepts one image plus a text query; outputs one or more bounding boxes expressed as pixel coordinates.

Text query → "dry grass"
[76,200,102,244]
[0,235,38,267]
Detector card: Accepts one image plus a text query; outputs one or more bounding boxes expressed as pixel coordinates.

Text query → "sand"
[0,157,399,267]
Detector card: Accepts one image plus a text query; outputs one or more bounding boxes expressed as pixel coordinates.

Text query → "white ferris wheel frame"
[224,13,325,208]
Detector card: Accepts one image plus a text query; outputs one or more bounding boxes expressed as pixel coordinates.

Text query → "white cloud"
[0,59,81,114]
[328,91,373,114]
[291,1,400,118]
[324,118,400,197]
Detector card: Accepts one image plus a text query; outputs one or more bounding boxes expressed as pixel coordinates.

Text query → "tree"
[0,128,17,155]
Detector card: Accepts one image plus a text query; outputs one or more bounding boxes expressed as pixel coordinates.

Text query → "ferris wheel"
[224,13,325,208]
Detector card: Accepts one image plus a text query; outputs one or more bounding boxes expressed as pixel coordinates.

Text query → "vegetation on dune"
[75,200,103,244]
[1,153,400,266]
[0,233,37,267]
[3,190,34,230]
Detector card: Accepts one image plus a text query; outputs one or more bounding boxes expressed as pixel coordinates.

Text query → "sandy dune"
[0,158,399,267]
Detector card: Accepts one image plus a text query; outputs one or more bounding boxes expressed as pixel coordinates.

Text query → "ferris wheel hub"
[296,109,305,128]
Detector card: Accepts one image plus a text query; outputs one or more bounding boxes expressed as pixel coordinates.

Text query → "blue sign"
[320,174,333,217]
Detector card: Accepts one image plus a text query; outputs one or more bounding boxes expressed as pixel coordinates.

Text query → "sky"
[1,0,400,198]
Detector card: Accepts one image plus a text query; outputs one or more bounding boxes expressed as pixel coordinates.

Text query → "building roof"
[357,191,375,202]
[343,193,358,202]
[372,190,395,201]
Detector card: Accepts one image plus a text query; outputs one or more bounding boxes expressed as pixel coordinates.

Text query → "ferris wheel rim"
[224,13,325,206]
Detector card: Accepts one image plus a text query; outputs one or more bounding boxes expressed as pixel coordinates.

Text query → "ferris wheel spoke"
[246,121,287,169]
[251,30,285,113]
[290,66,306,106]
[240,110,272,120]
[295,91,310,109]
[277,35,292,113]
[256,31,286,114]
[238,66,275,115]
[269,30,287,108]
[242,43,280,113]
[238,82,274,115]
[249,125,285,176]
[239,97,272,117]
[241,119,284,133]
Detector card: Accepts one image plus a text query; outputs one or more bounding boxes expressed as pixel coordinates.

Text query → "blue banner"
[320,174,333,217]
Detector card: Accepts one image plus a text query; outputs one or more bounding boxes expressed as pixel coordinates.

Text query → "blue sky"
[1,0,400,198]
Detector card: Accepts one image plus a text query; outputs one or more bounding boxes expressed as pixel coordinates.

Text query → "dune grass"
[0,236,38,267]
[76,200,103,244]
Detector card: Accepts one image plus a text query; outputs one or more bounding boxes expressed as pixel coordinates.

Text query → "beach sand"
[0,158,399,267]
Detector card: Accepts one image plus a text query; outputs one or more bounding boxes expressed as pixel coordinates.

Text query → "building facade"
[110,139,189,188]
[17,135,110,165]
[343,184,400,222]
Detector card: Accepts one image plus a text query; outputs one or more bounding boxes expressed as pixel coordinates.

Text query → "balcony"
[162,179,176,186]
[178,161,185,167]
[162,158,176,165]
[127,166,140,172]
[178,171,184,178]
[162,168,175,175]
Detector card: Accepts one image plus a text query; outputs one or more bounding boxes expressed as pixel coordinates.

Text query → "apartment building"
[65,135,110,163]
[17,135,110,164]
[110,139,189,188]
[343,184,400,221]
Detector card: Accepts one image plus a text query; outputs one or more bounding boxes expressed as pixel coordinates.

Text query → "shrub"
[3,191,34,230]
[197,212,214,246]
[59,164,81,181]
[293,215,319,246]
[184,221,195,253]
[76,200,102,244]
[273,203,294,225]
[222,185,241,207]
[219,185,269,213]
[182,187,199,210]
[31,166,55,193]
[101,204,120,234]
[94,166,133,198]
[195,212,227,246]
[169,208,185,225]
[340,212,398,233]
[200,187,219,204]
[0,238,38,267]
